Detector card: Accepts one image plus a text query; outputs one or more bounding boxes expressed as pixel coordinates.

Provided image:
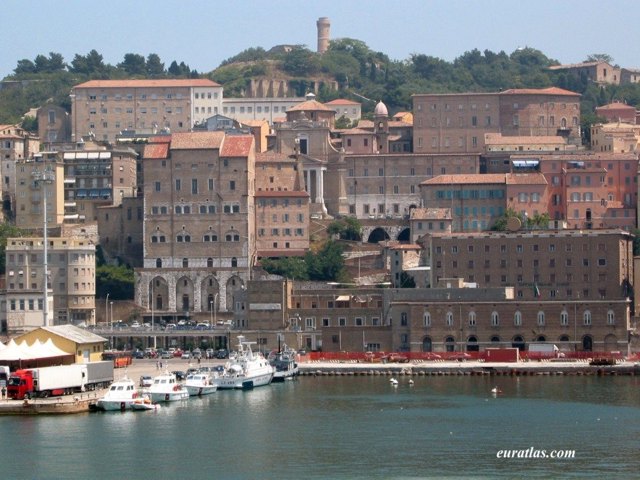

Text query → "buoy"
[491,386,502,394]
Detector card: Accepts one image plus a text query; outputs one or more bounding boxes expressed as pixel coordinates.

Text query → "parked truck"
[527,343,561,358]
[0,365,10,389]
[7,361,113,400]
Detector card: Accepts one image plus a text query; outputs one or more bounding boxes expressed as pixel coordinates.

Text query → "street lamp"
[105,293,110,329]
[32,166,55,327]
[214,292,218,327]
[110,301,113,331]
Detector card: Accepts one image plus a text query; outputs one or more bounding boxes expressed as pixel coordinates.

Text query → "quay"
[297,359,640,377]
[0,390,102,415]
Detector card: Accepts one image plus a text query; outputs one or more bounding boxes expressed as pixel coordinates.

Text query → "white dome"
[374,100,388,117]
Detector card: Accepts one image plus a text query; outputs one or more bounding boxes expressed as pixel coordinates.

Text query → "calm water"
[2,375,640,479]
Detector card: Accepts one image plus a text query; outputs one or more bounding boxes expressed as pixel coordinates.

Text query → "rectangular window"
[192,179,198,194]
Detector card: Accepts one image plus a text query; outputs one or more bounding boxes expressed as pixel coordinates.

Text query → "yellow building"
[15,324,107,363]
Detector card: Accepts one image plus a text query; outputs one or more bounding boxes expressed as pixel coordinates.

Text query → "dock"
[0,391,103,415]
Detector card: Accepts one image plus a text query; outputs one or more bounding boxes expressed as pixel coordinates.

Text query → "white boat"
[268,344,299,382]
[131,394,162,411]
[185,372,217,396]
[213,336,274,390]
[97,376,139,411]
[148,371,189,402]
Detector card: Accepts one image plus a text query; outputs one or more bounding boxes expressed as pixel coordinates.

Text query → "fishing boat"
[213,336,274,390]
[96,376,139,411]
[268,344,299,382]
[148,371,189,402]
[185,372,217,396]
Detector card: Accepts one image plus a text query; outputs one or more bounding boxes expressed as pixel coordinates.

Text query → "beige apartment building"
[1,124,41,218]
[70,79,223,143]
[5,237,96,334]
[412,87,581,154]
[62,148,137,222]
[135,131,256,321]
[14,156,65,230]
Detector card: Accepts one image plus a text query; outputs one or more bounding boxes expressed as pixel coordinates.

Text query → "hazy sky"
[3,0,640,79]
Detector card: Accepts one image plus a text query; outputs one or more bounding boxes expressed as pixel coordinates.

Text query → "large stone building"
[97,196,144,267]
[549,61,621,85]
[5,237,96,334]
[135,131,256,323]
[1,124,41,218]
[70,79,223,143]
[412,87,581,154]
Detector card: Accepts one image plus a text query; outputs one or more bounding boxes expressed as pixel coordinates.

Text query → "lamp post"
[32,166,55,327]
[150,281,156,350]
[214,292,218,327]
[109,301,113,350]
[105,293,110,329]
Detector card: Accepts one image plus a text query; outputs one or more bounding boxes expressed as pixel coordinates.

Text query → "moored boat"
[96,376,139,411]
[131,394,161,411]
[213,336,274,390]
[185,372,217,396]
[268,344,299,382]
[148,371,189,402]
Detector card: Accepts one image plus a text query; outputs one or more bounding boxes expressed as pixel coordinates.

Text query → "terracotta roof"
[596,102,636,111]
[220,135,253,157]
[340,128,373,135]
[325,99,360,106]
[421,174,508,185]
[148,135,171,144]
[241,119,268,127]
[288,100,335,112]
[390,244,422,250]
[171,131,225,150]
[255,190,309,198]
[505,173,547,185]
[74,79,220,89]
[143,143,169,159]
[410,208,452,220]
[500,87,580,97]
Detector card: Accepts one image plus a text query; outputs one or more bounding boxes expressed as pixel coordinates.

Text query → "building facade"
[5,237,96,334]
[70,79,223,143]
[135,131,256,321]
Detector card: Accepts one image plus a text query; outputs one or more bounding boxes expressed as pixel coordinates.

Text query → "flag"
[533,283,541,298]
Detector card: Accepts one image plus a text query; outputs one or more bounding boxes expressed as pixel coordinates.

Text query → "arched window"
[560,310,569,326]
[444,336,455,352]
[490,336,500,343]
[491,311,499,327]
[231,257,238,268]
[423,311,431,327]
[607,310,615,325]
[445,311,454,327]
[537,311,545,326]
[182,258,188,268]
[156,258,162,268]
[514,311,522,326]
[468,311,476,326]
[583,310,592,326]
[207,258,213,268]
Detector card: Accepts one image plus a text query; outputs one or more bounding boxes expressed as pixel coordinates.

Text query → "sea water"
[2,375,639,479]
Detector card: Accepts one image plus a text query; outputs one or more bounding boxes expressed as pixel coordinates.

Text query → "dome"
[374,100,388,117]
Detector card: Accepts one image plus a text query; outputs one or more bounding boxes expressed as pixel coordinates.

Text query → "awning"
[336,295,350,302]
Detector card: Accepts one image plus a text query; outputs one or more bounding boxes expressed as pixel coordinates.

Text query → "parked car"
[172,371,186,381]
[205,348,214,359]
[160,350,172,359]
[132,350,145,359]
[181,351,191,360]
[192,349,202,359]
[139,375,153,387]
[215,349,229,359]
[173,349,184,358]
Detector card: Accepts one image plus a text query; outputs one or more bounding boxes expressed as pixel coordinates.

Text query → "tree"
[95,264,135,300]
[146,53,165,77]
[282,46,318,76]
[585,53,614,64]
[70,49,108,76]
[118,53,146,76]
[398,272,416,288]
[21,115,37,132]
[14,59,36,75]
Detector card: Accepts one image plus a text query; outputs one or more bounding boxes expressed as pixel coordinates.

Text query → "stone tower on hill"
[317,17,330,54]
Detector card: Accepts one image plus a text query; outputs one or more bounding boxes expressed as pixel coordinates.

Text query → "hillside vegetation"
[3,43,640,130]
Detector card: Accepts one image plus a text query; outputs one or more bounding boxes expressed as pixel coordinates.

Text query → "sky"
[3,0,640,80]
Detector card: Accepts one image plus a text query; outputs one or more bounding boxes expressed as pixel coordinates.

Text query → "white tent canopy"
[0,338,70,361]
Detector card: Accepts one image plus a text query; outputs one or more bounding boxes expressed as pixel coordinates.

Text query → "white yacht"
[185,372,217,396]
[148,371,189,402]
[97,376,139,411]
[213,336,274,389]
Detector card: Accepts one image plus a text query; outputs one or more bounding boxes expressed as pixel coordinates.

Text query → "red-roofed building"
[595,102,638,125]
[136,132,256,323]
[70,79,223,143]
[412,88,581,154]
[324,98,362,124]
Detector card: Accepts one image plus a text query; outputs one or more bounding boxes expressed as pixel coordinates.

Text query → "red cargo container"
[484,348,520,363]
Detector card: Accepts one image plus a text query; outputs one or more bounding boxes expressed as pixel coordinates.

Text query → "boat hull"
[214,371,274,390]
[96,399,136,411]
[272,366,299,383]
[185,385,217,396]
[149,390,189,402]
